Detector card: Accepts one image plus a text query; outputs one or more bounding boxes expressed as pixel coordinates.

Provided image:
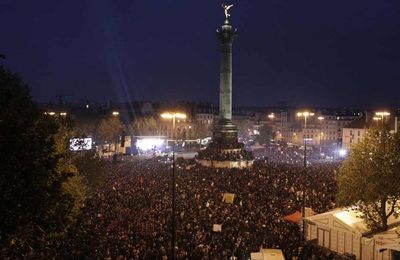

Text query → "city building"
[342,113,399,150]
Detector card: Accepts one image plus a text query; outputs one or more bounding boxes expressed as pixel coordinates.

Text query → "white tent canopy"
[305,207,400,259]
[305,207,400,236]
[250,249,284,260]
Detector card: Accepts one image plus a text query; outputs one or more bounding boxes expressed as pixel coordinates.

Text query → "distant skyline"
[1,1,400,107]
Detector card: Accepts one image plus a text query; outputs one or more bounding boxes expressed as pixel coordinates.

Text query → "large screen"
[69,138,92,151]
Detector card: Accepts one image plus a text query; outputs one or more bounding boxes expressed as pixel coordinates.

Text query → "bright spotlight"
[136,138,165,151]
[338,149,347,157]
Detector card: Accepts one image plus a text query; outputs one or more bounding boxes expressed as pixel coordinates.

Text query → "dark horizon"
[1,1,400,108]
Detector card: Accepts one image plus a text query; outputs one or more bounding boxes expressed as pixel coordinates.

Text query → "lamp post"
[111,111,120,163]
[160,112,187,260]
[297,112,314,166]
[375,111,390,124]
[317,116,324,153]
[296,111,314,237]
[268,113,275,120]
[373,116,382,122]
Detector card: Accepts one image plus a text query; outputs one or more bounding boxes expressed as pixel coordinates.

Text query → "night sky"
[1,0,400,107]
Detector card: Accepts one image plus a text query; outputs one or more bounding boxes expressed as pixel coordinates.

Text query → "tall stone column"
[196,6,254,167]
[218,19,236,121]
[213,18,238,146]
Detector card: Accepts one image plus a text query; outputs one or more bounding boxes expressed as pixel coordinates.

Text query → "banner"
[222,193,235,204]
[213,224,222,232]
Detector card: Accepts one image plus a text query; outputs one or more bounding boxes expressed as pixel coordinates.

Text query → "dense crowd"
[252,143,342,165]
[197,147,254,161]
[57,157,343,259]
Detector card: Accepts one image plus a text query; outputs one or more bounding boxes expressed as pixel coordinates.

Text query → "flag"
[283,211,302,223]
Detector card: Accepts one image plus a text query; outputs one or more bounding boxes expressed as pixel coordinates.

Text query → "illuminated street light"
[161,112,187,120]
[161,112,187,137]
[375,111,390,117]
[297,111,315,118]
[160,111,187,260]
[268,113,275,119]
[375,111,390,123]
[112,111,119,116]
[317,116,324,150]
[60,112,67,116]
[296,111,315,234]
[44,111,56,116]
[373,117,382,121]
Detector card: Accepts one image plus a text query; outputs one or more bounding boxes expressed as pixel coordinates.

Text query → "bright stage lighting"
[338,149,347,157]
[136,138,165,151]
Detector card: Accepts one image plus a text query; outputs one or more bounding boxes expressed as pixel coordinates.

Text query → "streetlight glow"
[160,111,187,260]
[161,112,187,120]
[60,112,67,116]
[375,111,390,123]
[112,111,119,116]
[375,111,390,117]
[318,116,324,121]
[297,111,315,118]
[296,110,314,234]
[268,113,275,119]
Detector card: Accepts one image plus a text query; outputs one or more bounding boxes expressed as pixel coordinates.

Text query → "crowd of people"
[197,147,254,161]
[252,143,342,165]
[56,157,343,259]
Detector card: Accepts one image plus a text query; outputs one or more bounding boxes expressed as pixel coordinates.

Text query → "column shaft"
[219,43,233,121]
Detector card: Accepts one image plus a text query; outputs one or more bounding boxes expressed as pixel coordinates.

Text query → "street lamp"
[160,112,187,260]
[317,116,324,152]
[297,111,314,165]
[296,111,314,237]
[111,111,120,162]
[375,111,390,123]
[268,113,275,119]
[161,112,187,140]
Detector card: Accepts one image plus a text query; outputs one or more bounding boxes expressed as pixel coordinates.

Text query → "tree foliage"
[131,116,158,136]
[0,65,86,257]
[195,123,211,139]
[337,125,400,232]
[97,116,124,145]
[74,151,108,193]
[255,124,274,144]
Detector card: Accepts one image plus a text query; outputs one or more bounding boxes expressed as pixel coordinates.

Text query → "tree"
[73,151,108,193]
[97,116,124,151]
[235,119,252,139]
[131,116,158,136]
[195,123,211,139]
[337,125,400,232]
[255,124,274,144]
[0,65,83,256]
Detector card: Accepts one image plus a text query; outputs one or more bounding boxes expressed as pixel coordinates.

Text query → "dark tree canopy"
[0,66,83,256]
[255,124,274,145]
[337,125,400,232]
